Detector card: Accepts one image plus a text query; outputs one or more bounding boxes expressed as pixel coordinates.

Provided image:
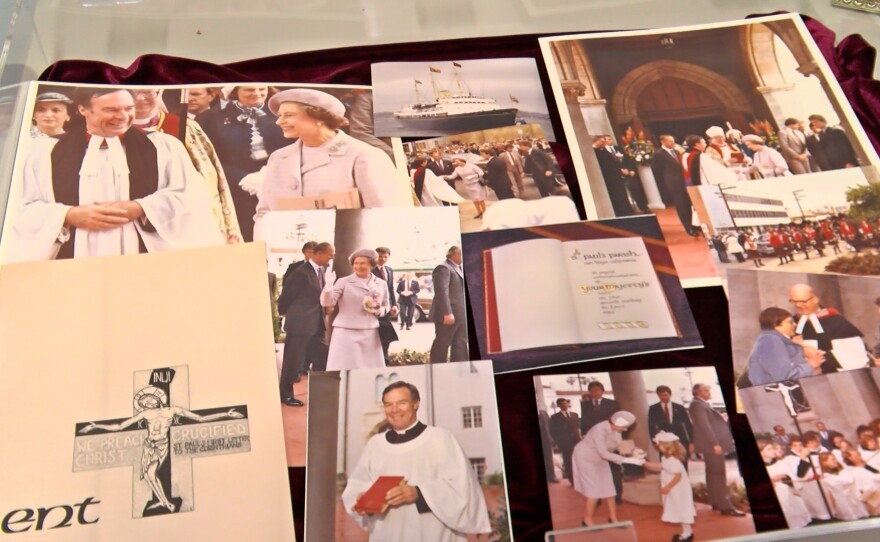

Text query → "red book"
[353,476,406,515]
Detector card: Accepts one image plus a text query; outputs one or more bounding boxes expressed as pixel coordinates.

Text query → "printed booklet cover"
[0,243,295,540]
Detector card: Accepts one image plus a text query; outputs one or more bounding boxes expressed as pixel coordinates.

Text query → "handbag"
[377,318,399,343]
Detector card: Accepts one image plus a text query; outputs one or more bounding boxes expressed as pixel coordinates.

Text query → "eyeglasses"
[789,296,815,305]
[131,90,158,99]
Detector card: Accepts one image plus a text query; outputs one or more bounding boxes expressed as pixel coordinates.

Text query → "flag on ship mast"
[414,79,423,84]
[429,66,441,73]
[452,61,462,68]
[509,94,520,103]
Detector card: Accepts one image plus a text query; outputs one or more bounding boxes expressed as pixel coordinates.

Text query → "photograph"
[0,81,412,264]
[536,367,755,541]
[305,361,510,541]
[692,174,880,277]
[461,215,702,372]
[371,58,555,139]
[261,206,467,465]
[404,124,579,233]
[539,14,880,285]
[728,269,880,392]
[740,367,880,528]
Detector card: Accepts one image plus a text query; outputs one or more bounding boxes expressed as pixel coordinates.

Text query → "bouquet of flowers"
[362,289,384,316]
[620,126,655,165]
[748,119,781,150]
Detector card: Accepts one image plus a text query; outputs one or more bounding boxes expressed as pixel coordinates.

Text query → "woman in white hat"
[741,134,790,178]
[320,248,391,370]
[255,88,412,234]
[31,92,72,138]
[571,410,645,526]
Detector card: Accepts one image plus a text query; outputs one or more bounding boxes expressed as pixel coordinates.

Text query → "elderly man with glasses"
[789,283,868,373]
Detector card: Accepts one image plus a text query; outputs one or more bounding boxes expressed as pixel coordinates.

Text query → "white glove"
[621,457,646,466]
[323,264,336,289]
[239,167,266,196]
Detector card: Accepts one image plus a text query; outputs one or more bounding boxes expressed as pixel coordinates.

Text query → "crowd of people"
[603,117,860,236]
[760,419,880,527]
[548,381,744,541]
[707,215,869,268]
[406,137,567,214]
[742,283,876,389]
[276,242,468,407]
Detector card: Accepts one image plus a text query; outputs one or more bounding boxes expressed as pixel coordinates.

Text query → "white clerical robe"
[2,131,224,263]
[341,426,491,542]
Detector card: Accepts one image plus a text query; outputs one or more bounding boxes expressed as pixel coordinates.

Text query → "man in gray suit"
[778,118,814,175]
[277,242,335,406]
[689,383,745,516]
[429,246,468,363]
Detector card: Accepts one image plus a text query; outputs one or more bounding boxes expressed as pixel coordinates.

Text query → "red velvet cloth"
[37,14,879,541]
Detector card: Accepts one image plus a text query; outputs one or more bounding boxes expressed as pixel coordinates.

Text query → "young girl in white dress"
[646,431,696,542]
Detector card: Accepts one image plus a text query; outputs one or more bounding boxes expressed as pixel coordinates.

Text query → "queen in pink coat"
[321,248,391,370]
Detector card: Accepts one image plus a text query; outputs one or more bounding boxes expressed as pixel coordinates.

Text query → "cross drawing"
[72,366,250,518]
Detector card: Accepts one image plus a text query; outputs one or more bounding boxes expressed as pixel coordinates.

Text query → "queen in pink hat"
[254,88,412,234]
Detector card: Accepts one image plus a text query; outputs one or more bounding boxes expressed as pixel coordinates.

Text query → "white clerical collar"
[795,313,824,334]
[394,420,420,435]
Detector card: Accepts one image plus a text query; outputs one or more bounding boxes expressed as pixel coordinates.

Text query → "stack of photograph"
[1,11,880,542]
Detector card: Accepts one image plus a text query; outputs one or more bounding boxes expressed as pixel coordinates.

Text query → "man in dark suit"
[580,381,623,501]
[481,148,515,200]
[372,246,399,363]
[549,398,581,485]
[429,246,468,363]
[396,273,421,330]
[648,385,694,466]
[427,149,455,191]
[282,241,317,285]
[816,422,833,450]
[592,135,635,217]
[806,114,857,171]
[276,242,335,407]
[689,383,745,516]
[652,135,698,236]
[580,381,620,434]
[517,140,557,198]
[771,425,793,454]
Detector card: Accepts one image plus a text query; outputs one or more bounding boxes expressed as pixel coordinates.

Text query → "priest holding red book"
[342,381,491,541]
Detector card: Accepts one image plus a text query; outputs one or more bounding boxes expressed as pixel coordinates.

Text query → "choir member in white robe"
[759,440,811,529]
[780,438,832,521]
[819,452,870,520]
[341,382,491,542]
[571,410,645,526]
[2,88,222,263]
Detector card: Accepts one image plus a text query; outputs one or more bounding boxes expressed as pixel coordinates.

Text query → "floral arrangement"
[619,126,655,165]
[748,119,781,150]
[362,289,384,316]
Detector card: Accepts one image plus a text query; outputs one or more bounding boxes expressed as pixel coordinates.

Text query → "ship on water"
[393,62,518,132]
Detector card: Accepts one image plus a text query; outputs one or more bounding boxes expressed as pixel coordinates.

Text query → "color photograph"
[536,367,755,541]
[539,14,880,285]
[404,124,577,233]
[305,361,510,541]
[728,269,880,391]
[740,367,880,528]
[263,207,466,465]
[372,58,555,138]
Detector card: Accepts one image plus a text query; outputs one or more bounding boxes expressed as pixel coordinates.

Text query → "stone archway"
[610,60,752,127]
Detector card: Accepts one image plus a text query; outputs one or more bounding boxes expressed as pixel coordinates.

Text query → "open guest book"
[483,236,679,353]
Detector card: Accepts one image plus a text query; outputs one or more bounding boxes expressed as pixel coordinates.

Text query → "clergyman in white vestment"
[1,88,222,263]
[341,381,491,542]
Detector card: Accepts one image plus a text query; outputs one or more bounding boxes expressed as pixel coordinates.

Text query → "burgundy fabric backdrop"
[38,13,880,542]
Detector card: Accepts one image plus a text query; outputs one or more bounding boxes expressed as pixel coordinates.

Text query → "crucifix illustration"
[73,366,250,518]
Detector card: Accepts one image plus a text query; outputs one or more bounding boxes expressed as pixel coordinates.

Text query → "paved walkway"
[654,206,720,283]
[548,463,756,541]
